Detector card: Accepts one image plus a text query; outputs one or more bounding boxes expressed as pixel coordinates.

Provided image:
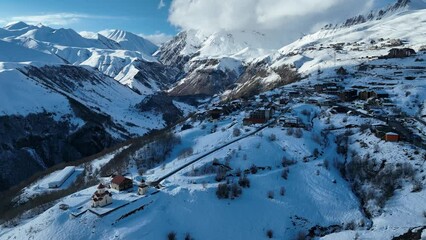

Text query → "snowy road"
[151,120,274,186]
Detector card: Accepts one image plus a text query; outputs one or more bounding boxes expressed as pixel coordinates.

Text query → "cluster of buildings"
[371,125,400,142]
[90,175,150,208]
[243,108,275,125]
[379,48,416,59]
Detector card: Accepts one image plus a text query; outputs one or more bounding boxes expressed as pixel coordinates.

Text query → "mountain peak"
[4,21,31,30]
[99,29,158,55]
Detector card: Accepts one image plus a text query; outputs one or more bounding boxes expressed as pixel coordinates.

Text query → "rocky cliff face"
[0,111,114,191]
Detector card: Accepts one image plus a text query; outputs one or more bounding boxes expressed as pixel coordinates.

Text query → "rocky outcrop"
[168,58,244,96]
[135,94,183,125]
[0,112,114,191]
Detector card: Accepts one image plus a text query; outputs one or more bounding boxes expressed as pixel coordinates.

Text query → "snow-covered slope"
[99,29,158,54]
[0,39,62,63]
[277,7,426,79]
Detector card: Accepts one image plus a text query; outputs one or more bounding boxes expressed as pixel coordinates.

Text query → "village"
[36,45,426,222]
[4,38,425,239]
[204,46,426,148]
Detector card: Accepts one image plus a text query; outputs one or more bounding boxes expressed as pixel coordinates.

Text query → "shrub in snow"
[345,156,416,215]
[167,231,176,240]
[266,229,273,238]
[313,148,319,158]
[231,183,242,198]
[215,168,228,182]
[281,157,297,167]
[267,190,274,199]
[235,168,242,177]
[411,180,423,192]
[238,175,250,188]
[323,159,330,170]
[250,164,258,174]
[286,128,294,136]
[281,168,289,180]
[268,133,277,141]
[233,128,241,137]
[373,144,380,153]
[184,233,193,240]
[294,128,303,138]
[216,183,230,199]
[345,221,356,230]
[280,186,286,196]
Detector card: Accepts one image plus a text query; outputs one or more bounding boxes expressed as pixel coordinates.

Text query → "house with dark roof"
[380,48,416,59]
[91,183,112,208]
[111,175,133,191]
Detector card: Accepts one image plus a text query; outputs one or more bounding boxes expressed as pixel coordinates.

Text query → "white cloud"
[169,0,380,44]
[139,32,173,45]
[158,0,166,9]
[4,13,122,27]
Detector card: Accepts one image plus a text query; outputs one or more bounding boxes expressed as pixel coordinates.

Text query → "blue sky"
[0,0,177,35]
[0,0,396,45]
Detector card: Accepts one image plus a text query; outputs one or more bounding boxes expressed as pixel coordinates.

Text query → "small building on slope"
[91,183,112,208]
[111,175,133,191]
[48,166,75,188]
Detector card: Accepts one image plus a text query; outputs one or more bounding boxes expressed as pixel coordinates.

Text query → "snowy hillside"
[1,1,426,239]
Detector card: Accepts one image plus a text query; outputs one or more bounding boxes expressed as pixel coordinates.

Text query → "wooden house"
[385,132,399,142]
[359,91,377,100]
[388,48,416,58]
[339,90,358,102]
[111,175,133,191]
[209,108,222,120]
[243,118,267,125]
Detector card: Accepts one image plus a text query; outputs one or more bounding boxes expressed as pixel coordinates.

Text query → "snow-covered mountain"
[0,23,185,191]
[156,29,298,97]
[99,29,158,54]
[1,1,426,239]
[0,21,176,94]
